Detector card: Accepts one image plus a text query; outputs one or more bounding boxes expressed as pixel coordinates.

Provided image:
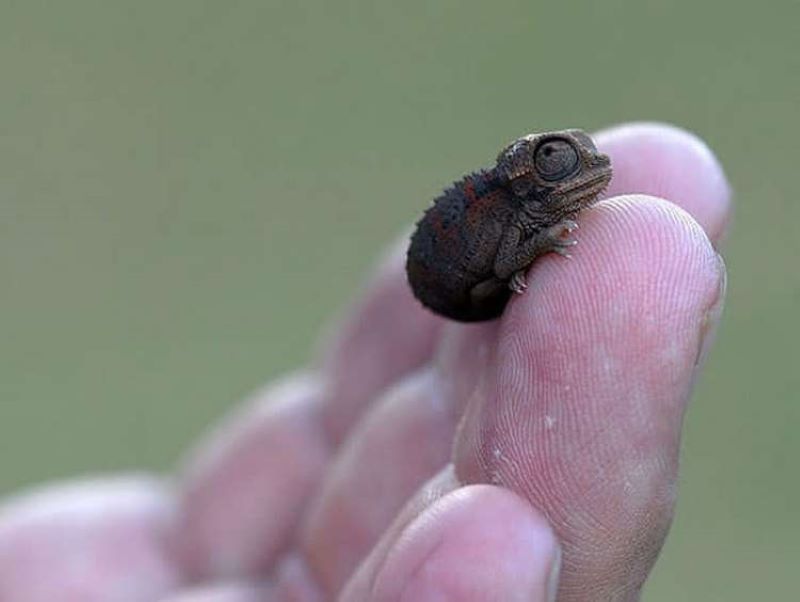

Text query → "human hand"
[0,123,730,601]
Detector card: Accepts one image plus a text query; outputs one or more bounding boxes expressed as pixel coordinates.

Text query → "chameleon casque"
[406,129,612,322]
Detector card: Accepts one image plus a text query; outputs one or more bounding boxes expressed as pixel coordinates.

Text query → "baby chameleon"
[406,129,612,322]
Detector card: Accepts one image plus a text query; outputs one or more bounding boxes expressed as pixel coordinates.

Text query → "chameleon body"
[406,129,612,322]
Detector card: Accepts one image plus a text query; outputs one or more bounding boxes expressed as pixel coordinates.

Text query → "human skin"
[0,122,731,601]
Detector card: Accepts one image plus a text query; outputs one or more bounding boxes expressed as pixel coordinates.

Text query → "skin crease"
[0,123,730,602]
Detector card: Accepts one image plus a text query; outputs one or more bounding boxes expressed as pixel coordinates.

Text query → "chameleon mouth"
[560,168,612,200]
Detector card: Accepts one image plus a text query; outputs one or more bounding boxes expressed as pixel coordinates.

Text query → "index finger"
[452,195,725,599]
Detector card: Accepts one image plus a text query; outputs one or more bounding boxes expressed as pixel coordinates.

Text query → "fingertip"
[0,475,180,601]
[595,122,732,245]
[505,194,723,347]
[496,195,725,423]
[318,232,445,443]
[370,486,559,602]
[299,367,462,596]
[175,373,328,580]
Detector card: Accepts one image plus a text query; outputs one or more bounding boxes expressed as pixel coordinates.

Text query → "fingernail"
[695,253,727,369]
[547,545,562,602]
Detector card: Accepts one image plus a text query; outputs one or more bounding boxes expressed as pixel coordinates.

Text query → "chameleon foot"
[545,219,579,258]
[509,270,528,294]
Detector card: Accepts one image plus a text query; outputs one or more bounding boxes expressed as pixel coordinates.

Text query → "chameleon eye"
[534,139,579,181]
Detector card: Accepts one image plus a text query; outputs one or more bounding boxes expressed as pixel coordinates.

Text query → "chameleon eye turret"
[534,138,579,181]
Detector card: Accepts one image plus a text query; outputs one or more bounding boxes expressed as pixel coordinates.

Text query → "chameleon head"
[496,129,613,214]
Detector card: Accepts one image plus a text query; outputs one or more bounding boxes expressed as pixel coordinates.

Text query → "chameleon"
[406,129,612,322]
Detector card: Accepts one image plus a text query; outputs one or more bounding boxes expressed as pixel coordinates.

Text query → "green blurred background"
[0,1,796,599]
